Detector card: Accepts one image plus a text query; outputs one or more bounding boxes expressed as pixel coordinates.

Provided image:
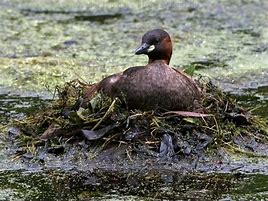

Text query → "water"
[0,0,268,200]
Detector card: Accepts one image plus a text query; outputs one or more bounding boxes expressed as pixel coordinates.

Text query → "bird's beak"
[134,43,151,55]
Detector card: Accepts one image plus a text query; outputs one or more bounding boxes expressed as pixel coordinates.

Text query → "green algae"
[0,169,246,201]
[0,0,268,100]
[0,57,100,96]
[1,168,268,200]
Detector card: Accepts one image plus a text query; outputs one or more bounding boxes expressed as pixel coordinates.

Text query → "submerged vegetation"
[8,77,268,161]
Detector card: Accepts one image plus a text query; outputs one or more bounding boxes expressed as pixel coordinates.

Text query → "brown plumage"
[84,29,201,111]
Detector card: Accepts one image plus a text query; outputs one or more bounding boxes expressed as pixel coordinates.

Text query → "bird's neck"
[148,50,172,65]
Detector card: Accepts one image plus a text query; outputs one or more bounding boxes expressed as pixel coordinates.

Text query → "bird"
[84,29,201,111]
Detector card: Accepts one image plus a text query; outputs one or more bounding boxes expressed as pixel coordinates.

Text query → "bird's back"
[100,61,201,110]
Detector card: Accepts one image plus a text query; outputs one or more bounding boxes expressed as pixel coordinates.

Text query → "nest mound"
[9,78,268,159]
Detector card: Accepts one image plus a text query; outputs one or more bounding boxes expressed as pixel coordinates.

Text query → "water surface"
[0,0,268,200]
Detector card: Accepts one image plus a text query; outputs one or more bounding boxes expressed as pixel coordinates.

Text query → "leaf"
[159,134,175,158]
[163,111,213,117]
[183,117,196,124]
[183,64,196,76]
[227,112,251,125]
[82,124,116,140]
[76,107,87,120]
[40,123,66,140]
[68,109,86,123]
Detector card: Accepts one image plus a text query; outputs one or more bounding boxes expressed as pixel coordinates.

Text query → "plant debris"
[8,78,268,160]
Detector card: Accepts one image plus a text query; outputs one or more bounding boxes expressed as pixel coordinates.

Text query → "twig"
[92,98,118,130]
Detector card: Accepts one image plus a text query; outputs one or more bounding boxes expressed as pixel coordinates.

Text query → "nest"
[8,78,268,159]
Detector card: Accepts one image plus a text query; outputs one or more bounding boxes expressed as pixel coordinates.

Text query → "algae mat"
[0,0,267,96]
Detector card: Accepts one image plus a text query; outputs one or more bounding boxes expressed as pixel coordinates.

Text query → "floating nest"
[8,78,268,159]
